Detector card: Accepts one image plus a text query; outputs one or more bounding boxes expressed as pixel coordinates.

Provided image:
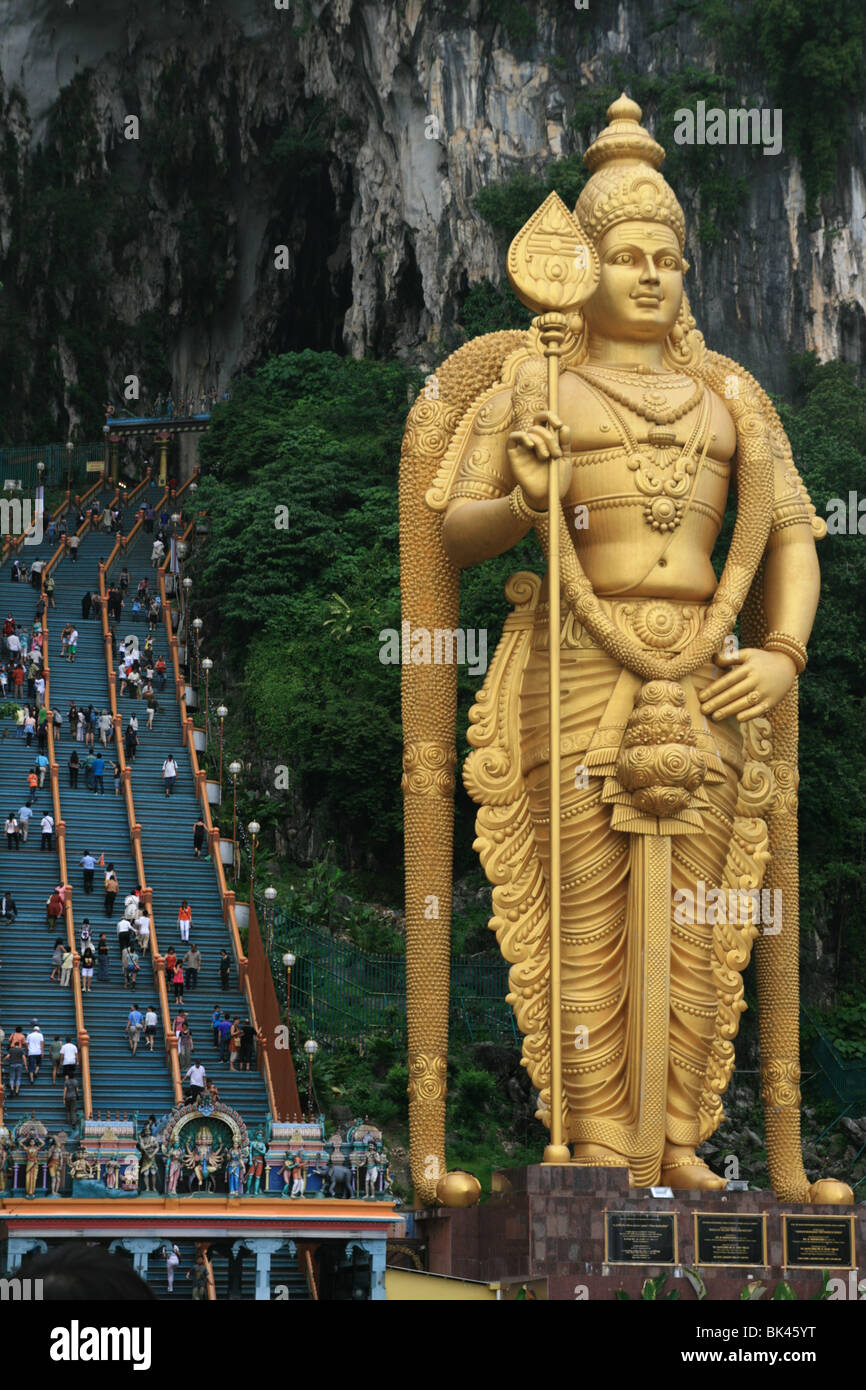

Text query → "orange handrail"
[156,524,279,1119]
[305,1249,319,1301]
[97,539,182,1105]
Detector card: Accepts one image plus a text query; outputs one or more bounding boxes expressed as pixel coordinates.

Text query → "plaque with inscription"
[604,1210,677,1265]
[782,1215,855,1269]
[694,1213,767,1267]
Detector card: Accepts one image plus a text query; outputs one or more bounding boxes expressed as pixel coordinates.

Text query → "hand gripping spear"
[506,192,599,1163]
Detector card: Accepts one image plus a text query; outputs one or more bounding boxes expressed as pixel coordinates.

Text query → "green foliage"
[193,352,415,862]
[474,156,589,241]
[267,99,332,179]
[776,357,866,965]
[816,995,866,1060]
[488,0,535,44]
[700,0,866,207]
[459,280,531,338]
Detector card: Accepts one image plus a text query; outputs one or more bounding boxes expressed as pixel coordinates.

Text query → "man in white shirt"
[26,1025,44,1083]
[34,675,45,707]
[117,916,132,952]
[40,812,54,850]
[184,1061,206,1099]
[6,630,20,658]
[17,803,33,842]
[60,1037,78,1077]
[144,1006,158,1051]
[135,912,151,956]
[162,755,178,797]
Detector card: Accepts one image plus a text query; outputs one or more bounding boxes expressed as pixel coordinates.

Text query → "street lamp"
[201,657,213,741]
[66,441,73,493]
[228,761,242,875]
[264,884,277,954]
[216,704,228,790]
[192,617,203,686]
[247,820,261,907]
[281,951,295,1029]
[304,1038,319,1117]
[182,577,192,651]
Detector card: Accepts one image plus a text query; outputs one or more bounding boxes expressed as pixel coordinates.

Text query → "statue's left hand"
[699,648,797,722]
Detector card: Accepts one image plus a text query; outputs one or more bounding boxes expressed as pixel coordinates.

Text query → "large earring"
[663,292,705,371]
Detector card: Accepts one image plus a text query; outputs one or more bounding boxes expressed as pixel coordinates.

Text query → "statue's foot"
[809,1178,854,1206]
[660,1147,726,1191]
[571,1143,630,1169]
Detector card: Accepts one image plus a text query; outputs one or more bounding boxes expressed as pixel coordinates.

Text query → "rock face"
[0,0,863,435]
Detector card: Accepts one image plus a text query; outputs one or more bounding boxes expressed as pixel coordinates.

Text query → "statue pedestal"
[416,1166,862,1300]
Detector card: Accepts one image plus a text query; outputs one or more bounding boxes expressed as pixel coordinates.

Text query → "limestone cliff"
[0,0,862,437]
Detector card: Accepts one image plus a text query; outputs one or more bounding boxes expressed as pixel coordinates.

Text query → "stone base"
[416,1166,862,1301]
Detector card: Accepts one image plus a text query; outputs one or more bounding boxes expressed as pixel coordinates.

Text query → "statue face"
[583,220,683,344]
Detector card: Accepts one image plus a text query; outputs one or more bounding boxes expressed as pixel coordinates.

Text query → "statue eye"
[611,252,633,265]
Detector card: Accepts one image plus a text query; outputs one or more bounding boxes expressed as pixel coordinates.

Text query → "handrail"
[41,571,93,1119]
[156,525,279,1119]
[96,540,183,1106]
[305,1249,319,1302]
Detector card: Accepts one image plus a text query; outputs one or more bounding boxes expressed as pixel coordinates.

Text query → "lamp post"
[182,577,192,654]
[192,617,203,687]
[282,951,295,1034]
[304,1038,319,1118]
[247,820,261,908]
[201,657,213,741]
[217,704,228,791]
[66,441,73,493]
[264,885,277,955]
[228,761,242,876]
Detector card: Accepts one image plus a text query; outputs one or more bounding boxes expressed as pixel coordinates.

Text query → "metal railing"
[268,909,515,1048]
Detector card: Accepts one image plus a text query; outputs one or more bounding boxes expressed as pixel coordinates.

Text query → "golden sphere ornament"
[436,1170,482,1208]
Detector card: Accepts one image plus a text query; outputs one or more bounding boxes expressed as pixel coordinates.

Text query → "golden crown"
[576,93,686,250]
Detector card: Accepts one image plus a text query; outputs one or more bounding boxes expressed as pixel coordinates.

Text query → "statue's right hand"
[506,411,572,511]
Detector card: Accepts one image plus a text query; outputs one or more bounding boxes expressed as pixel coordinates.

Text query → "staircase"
[0,536,81,1133]
[45,491,178,1122]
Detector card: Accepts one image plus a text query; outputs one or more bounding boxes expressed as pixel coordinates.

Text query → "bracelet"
[509,485,545,526]
[764,631,808,674]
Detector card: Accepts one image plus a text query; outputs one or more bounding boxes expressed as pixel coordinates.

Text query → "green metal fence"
[810,1027,866,1105]
[0,442,105,491]
[267,908,517,1047]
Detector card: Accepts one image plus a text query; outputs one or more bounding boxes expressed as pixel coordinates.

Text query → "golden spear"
[507,192,598,1162]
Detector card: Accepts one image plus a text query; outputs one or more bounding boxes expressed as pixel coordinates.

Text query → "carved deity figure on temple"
[47,1135,66,1196]
[245,1129,268,1196]
[138,1122,161,1193]
[22,1135,45,1198]
[400,94,852,1207]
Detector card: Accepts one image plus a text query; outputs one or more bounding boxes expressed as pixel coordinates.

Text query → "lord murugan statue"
[400,95,852,1206]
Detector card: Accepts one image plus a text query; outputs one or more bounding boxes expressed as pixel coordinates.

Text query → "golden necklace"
[580,377,712,533]
[579,364,703,425]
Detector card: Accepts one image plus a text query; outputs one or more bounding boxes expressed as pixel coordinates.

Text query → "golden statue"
[400,95,852,1207]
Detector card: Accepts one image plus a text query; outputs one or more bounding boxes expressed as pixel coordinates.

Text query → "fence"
[266,908,516,1048]
[0,442,104,491]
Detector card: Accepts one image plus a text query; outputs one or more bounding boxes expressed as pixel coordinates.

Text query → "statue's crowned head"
[574,94,700,365]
